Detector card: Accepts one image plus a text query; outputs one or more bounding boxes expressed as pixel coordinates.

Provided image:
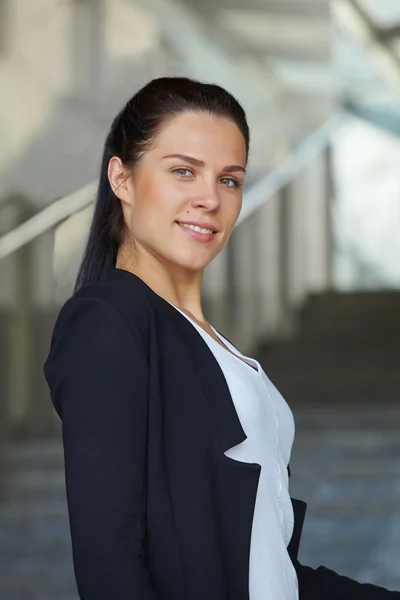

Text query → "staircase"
[1,410,400,596]
[1,292,400,598]
[0,439,77,600]
[256,291,400,406]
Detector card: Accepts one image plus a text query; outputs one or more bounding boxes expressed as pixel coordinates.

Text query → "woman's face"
[112,111,247,274]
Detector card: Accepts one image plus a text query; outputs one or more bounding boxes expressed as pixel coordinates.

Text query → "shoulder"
[44,271,153,416]
[51,269,152,352]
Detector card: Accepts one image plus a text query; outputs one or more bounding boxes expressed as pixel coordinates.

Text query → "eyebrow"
[162,153,246,174]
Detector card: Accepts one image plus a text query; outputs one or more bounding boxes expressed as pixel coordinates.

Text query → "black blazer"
[44,267,399,600]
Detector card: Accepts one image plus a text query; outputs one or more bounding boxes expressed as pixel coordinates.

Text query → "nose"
[190,181,220,211]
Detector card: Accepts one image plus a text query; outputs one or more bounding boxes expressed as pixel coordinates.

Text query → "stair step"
[267,370,400,383]
[0,497,75,599]
[296,291,400,341]
[2,440,64,471]
[259,347,400,370]
[269,378,400,405]
[264,368,400,385]
[299,326,400,342]
[257,289,400,406]
[0,499,68,519]
[2,469,66,502]
[305,291,400,312]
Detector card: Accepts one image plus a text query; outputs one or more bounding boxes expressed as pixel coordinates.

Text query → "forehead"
[151,111,247,164]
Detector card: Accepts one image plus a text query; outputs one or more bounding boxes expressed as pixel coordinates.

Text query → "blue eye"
[172,168,193,177]
[219,177,242,188]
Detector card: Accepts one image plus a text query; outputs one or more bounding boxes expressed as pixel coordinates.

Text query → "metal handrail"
[237,112,344,224]
[0,181,97,261]
[0,112,346,262]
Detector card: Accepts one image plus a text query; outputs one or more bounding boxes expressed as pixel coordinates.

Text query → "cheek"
[133,181,165,223]
[222,196,242,226]
[142,177,182,213]
[132,186,178,242]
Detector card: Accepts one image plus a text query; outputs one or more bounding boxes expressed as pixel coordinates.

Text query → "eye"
[219,177,242,189]
[172,167,194,178]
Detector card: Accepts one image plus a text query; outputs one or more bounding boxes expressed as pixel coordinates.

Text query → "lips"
[175,221,217,243]
[176,221,218,233]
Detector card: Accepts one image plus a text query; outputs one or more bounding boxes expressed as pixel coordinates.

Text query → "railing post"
[254,194,282,342]
[228,215,258,352]
[278,185,295,336]
[302,145,334,293]
[8,202,34,438]
[202,246,230,335]
[225,238,238,337]
[324,144,334,290]
[285,172,308,319]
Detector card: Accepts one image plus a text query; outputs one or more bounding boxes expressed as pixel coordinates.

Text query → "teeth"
[179,223,214,235]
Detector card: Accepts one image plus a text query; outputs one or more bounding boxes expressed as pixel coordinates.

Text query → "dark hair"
[74,76,250,292]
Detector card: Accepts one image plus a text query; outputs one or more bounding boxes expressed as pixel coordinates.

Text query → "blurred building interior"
[0,0,400,598]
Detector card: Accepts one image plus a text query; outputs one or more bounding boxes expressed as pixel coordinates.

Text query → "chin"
[168,248,218,272]
[174,257,212,272]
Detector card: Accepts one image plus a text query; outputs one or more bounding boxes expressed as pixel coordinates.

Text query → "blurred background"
[0,0,400,598]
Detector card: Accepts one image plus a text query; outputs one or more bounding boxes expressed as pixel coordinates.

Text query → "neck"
[116,249,205,321]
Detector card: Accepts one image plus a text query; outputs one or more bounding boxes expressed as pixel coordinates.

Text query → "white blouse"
[171,305,299,600]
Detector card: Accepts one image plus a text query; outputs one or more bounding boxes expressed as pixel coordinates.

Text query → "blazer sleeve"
[295,559,400,599]
[44,296,157,600]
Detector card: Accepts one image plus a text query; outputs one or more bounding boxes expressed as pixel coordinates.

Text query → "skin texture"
[108,111,247,344]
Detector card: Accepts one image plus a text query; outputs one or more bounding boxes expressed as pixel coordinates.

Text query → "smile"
[175,221,218,244]
[176,222,215,235]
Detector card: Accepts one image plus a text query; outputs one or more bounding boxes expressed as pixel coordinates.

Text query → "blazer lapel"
[107,267,246,454]
[159,300,248,454]
[160,299,261,600]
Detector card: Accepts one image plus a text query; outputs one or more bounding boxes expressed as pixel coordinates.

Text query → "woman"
[44,77,399,600]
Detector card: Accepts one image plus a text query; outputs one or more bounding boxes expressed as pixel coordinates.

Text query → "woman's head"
[75,77,250,292]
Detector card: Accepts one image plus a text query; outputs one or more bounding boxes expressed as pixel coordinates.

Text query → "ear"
[107,156,133,207]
